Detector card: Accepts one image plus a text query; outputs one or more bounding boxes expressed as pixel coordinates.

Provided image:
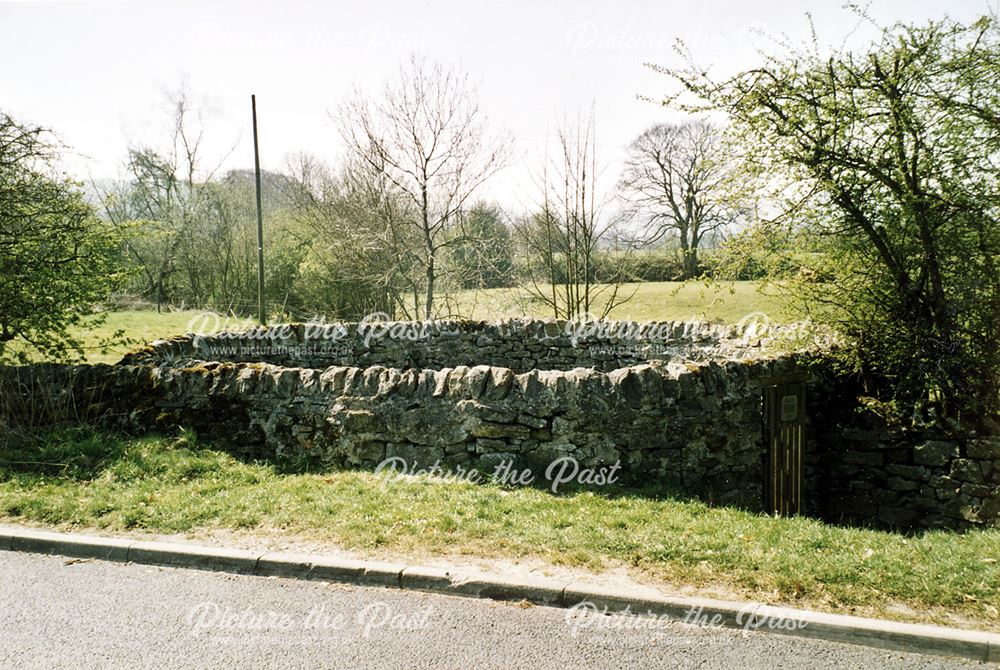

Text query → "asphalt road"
[0,551,990,669]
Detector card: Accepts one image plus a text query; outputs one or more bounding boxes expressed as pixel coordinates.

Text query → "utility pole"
[252,94,266,326]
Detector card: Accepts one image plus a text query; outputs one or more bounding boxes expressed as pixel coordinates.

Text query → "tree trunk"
[424,255,434,320]
[678,224,692,279]
[685,249,699,279]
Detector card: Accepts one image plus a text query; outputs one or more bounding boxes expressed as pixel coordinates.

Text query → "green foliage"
[288,156,424,320]
[598,245,811,283]
[106,164,312,318]
[661,15,1000,425]
[448,202,516,289]
[594,248,684,283]
[706,228,829,282]
[0,113,127,363]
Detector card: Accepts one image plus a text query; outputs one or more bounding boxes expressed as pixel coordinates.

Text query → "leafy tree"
[101,85,314,319]
[658,15,1000,424]
[288,153,423,319]
[618,121,744,279]
[0,113,125,363]
[190,169,310,317]
[449,202,515,289]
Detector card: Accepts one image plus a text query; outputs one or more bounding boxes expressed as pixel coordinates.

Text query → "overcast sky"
[1,0,995,205]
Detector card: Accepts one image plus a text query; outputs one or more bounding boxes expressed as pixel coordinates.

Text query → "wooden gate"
[763,382,805,516]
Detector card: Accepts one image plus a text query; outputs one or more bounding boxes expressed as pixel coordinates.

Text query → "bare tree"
[514,112,633,319]
[336,55,509,319]
[98,85,221,311]
[618,120,742,279]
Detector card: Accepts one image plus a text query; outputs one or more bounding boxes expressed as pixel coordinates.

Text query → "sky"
[1,0,995,207]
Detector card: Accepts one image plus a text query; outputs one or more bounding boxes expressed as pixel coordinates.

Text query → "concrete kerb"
[559,583,997,663]
[400,565,454,592]
[9,527,134,563]
[757,605,998,662]
[0,525,995,663]
[451,572,566,606]
[0,526,14,551]
[127,540,259,574]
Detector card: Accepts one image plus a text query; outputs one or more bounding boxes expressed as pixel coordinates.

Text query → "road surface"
[0,552,989,669]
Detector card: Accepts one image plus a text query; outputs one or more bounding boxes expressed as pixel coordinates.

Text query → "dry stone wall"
[0,355,805,510]
[122,318,798,373]
[807,380,1000,529]
[2,317,995,530]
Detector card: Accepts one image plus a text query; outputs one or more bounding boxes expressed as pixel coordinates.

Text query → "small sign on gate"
[780,394,798,422]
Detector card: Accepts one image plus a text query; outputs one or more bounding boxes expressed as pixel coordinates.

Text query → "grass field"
[454,280,797,323]
[45,309,240,365]
[63,281,796,364]
[0,429,995,631]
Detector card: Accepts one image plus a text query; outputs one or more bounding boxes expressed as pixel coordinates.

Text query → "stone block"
[883,448,911,464]
[885,464,930,481]
[887,476,920,492]
[968,438,1000,460]
[842,451,883,466]
[871,489,900,505]
[960,483,992,498]
[914,440,958,467]
[385,443,445,469]
[469,422,530,439]
[951,459,985,484]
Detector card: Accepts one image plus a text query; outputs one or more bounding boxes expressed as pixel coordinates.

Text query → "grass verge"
[1,428,994,630]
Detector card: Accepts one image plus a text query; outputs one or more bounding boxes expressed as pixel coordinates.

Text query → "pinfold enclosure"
[2,318,996,530]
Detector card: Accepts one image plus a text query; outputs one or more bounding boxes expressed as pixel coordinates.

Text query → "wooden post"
[252,94,266,326]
